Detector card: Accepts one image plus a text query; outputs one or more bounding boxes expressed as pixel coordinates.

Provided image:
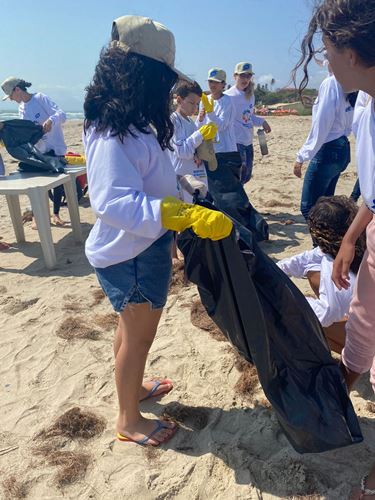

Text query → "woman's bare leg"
[115,303,176,444]
[114,319,172,401]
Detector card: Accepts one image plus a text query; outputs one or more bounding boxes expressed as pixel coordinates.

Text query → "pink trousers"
[342,216,375,391]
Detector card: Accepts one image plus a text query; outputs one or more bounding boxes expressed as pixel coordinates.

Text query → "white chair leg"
[6,194,25,242]
[28,188,57,269]
[64,178,83,243]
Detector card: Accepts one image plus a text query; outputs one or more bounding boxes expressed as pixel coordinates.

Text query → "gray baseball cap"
[1,76,22,100]
[207,67,226,83]
[234,62,254,75]
[111,15,192,83]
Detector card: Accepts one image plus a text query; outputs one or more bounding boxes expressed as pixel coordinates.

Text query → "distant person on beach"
[293,74,356,220]
[294,0,375,497]
[1,77,67,226]
[277,196,365,330]
[225,62,271,184]
[83,15,232,447]
[196,67,238,158]
[170,81,217,203]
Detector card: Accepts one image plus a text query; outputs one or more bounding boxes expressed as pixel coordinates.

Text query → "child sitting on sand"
[277,196,366,329]
[170,81,217,202]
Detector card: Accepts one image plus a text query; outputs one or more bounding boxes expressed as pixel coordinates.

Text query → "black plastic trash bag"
[177,217,363,454]
[205,151,269,242]
[0,119,65,174]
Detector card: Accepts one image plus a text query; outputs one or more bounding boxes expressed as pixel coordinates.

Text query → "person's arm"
[171,115,203,160]
[206,97,233,132]
[86,135,164,238]
[277,248,322,278]
[294,79,337,176]
[332,202,372,289]
[38,93,66,133]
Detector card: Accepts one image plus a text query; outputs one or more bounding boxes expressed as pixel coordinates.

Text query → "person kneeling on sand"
[83,15,232,447]
[277,196,366,352]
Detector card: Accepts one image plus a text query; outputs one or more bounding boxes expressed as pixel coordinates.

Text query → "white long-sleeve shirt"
[277,247,356,327]
[169,111,207,202]
[19,92,67,155]
[296,76,354,163]
[224,86,264,146]
[84,126,178,268]
[196,94,237,153]
[352,92,375,213]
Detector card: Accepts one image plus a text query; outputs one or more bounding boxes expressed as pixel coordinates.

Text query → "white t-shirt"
[277,247,356,327]
[224,86,265,146]
[196,94,237,153]
[84,126,178,268]
[352,92,375,213]
[169,111,207,202]
[296,76,354,163]
[19,92,67,156]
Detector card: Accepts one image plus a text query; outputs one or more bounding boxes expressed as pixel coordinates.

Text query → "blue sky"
[0,0,326,111]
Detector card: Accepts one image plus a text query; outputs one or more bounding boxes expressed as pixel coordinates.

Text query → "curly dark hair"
[308,195,366,274]
[84,46,178,149]
[292,0,375,93]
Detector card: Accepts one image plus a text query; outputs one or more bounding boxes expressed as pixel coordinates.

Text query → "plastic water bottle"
[257,129,268,156]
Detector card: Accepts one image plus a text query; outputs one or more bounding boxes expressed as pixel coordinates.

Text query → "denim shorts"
[94,231,173,312]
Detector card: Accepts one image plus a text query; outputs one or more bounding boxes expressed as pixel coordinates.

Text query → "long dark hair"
[292,0,375,93]
[84,46,178,149]
[308,195,366,274]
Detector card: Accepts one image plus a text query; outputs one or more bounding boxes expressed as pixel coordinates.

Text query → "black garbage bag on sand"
[206,152,269,242]
[0,119,65,174]
[177,207,362,454]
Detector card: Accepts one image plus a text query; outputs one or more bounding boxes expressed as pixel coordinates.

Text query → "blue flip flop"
[117,420,178,446]
[140,379,173,402]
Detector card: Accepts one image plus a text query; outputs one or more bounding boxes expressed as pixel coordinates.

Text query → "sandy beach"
[1,116,374,500]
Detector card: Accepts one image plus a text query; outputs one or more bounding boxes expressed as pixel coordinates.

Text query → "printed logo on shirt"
[35,113,41,119]
[241,106,253,128]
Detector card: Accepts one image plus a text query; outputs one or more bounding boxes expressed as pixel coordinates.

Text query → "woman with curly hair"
[84,15,231,447]
[277,195,365,330]
[293,0,375,496]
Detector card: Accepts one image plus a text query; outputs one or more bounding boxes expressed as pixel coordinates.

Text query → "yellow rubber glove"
[198,123,218,141]
[161,197,232,241]
[64,154,86,165]
[201,92,214,113]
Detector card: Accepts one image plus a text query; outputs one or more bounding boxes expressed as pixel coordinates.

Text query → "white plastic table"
[0,167,86,269]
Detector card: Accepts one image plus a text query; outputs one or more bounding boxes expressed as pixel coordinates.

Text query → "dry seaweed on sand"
[93,312,119,331]
[36,407,106,441]
[33,447,90,488]
[1,475,28,499]
[169,260,189,295]
[234,364,260,401]
[91,288,105,306]
[190,299,227,342]
[162,402,209,431]
[56,316,101,340]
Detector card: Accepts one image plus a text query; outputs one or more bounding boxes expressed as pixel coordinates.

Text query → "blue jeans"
[237,143,254,184]
[300,136,350,220]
